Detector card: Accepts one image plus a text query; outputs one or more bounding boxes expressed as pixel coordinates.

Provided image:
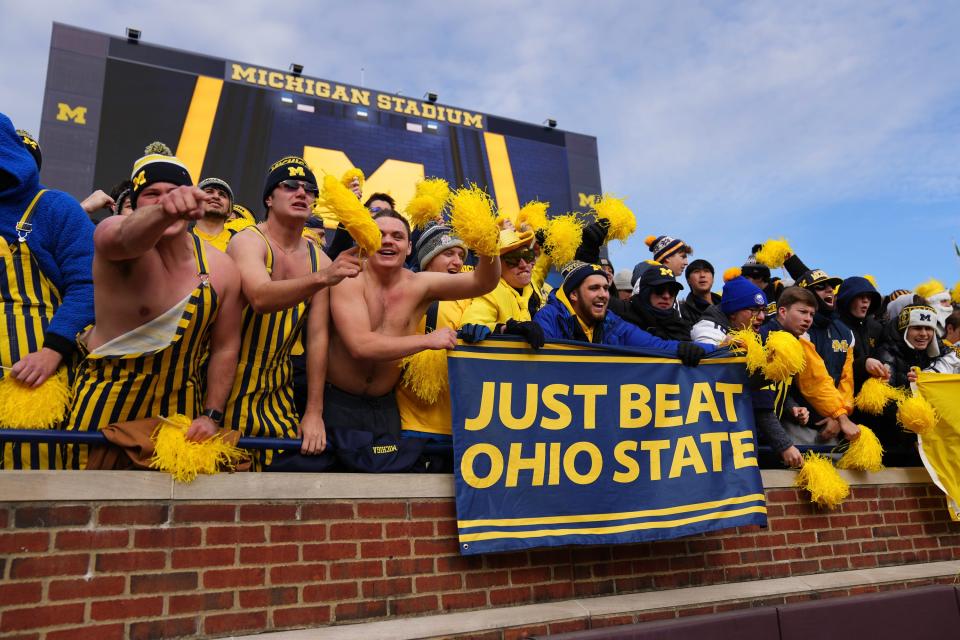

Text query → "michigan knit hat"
[16,129,41,170]
[198,177,234,205]
[415,222,465,270]
[721,277,767,315]
[262,156,316,209]
[129,142,192,208]
[562,261,608,295]
[645,234,692,263]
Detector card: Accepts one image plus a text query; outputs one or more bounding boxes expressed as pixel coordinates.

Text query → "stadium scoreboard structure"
[38,22,602,226]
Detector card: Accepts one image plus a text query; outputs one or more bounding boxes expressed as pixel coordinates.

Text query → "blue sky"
[3,1,959,293]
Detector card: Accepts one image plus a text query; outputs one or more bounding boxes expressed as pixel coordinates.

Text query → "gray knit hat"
[198,177,234,206]
[415,222,465,270]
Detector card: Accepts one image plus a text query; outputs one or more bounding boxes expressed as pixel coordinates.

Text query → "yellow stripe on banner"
[483,132,520,219]
[176,76,224,183]
[458,505,768,542]
[458,493,766,528]
[448,350,745,366]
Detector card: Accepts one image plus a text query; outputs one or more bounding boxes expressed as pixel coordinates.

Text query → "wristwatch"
[201,408,224,425]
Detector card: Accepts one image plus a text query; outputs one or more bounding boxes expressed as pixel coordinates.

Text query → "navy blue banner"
[449,339,766,555]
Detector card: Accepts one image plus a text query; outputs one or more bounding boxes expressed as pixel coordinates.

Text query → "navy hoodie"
[0,112,94,356]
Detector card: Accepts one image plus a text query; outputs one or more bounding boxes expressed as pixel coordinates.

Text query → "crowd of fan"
[2,113,958,473]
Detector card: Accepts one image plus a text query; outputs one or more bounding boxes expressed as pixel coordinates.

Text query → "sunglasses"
[277,179,319,195]
[810,283,832,292]
[503,249,536,266]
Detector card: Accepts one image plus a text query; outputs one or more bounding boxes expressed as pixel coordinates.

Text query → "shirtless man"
[326,211,500,441]
[65,148,242,468]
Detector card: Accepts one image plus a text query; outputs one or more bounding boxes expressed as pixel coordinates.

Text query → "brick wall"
[2,483,959,639]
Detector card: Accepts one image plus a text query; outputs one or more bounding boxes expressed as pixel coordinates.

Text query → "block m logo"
[579,193,598,208]
[55,103,87,125]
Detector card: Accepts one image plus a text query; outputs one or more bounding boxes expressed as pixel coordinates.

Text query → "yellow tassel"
[319,175,382,255]
[762,331,806,382]
[592,195,635,243]
[545,213,584,267]
[854,377,902,415]
[723,267,742,283]
[518,200,549,233]
[406,178,451,230]
[952,280,960,305]
[795,452,849,509]
[727,329,766,375]
[449,185,500,257]
[150,415,245,483]
[341,168,365,190]
[0,369,71,429]
[914,278,946,300]
[400,349,449,404]
[755,237,792,268]
[837,425,884,472]
[897,394,938,436]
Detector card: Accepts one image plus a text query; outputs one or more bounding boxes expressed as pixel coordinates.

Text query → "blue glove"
[458,324,492,343]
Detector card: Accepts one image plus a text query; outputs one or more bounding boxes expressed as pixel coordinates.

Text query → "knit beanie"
[129,142,192,208]
[262,156,317,210]
[16,129,41,170]
[562,261,608,295]
[685,259,714,279]
[721,277,767,315]
[645,234,692,263]
[415,222,465,270]
[898,305,940,356]
[198,177,234,207]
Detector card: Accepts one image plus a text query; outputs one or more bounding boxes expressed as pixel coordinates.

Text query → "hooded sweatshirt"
[0,113,94,356]
[836,276,884,392]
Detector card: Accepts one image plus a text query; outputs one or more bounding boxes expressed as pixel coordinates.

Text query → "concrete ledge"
[236,561,960,640]
[0,467,933,502]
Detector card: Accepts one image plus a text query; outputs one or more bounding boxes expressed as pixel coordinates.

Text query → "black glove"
[574,218,610,264]
[676,342,705,367]
[502,319,545,350]
[458,324,492,344]
[535,228,547,249]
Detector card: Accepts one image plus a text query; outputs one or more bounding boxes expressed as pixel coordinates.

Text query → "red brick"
[850,555,879,568]
[852,487,879,499]
[358,502,408,518]
[98,505,168,526]
[302,542,357,561]
[171,547,235,568]
[816,530,844,542]
[490,585,533,606]
[0,532,48,553]
[539,581,576,600]
[858,513,884,525]
[274,605,332,627]
[330,559,383,580]
[740,550,773,563]
[130,571,198,594]
[55,529,127,551]
[789,560,821,574]
[390,594,438,616]
[203,567,265,589]
[829,514,859,527]
[550,619,590,634]
[887,538,914,552]
[335,600,387,621]
[637,610,678,622]
[129,618,196,640]
[52,578,122,607]
[505,624,548,640]
[239,543,299,565]
[169,590,235,614]
[270,563,328,584]
[385,520,435,537]
[303,581,360,601]
[362,539,411,558]
[511,566,552,584]
[238,503,299,521]
[832,542,861,555]
[820,557,850,570]
[206,525,265,545]
[416,573,463,592]
[722,536,757,550]
[593,614,639,628]
[770,518,803,531]
[442,591,487,610]
[172,504,235,523]
[49,624,124,640]
[414,534,462,556]
[485,551,530,569]
[270,523,326,543]
[386,557,434,576]
[410,501,456,519]
[14,506,90,528]
[238,586,298,608]
[329,522,382,540]
[91,596,163,620]
[204,611,267,635]
[436,519,458,536]
[787,532,815,545]
[671,556,705,571]
[802,545,834,559]
[300,502,355,520]
[362,576,413,598]
[861,540,888,553]
[0,582,41,606]
[133,527,202,548]
[633,557,671,572]
[10,553,88,578]
[436,555,481,572]
[466,570,509,589]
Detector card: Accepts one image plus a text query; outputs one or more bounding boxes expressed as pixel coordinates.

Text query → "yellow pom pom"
[897,394,938,436]
[915,278,946,300]
[518,200,549,232]
[762,331,806,382]
[795,452,849,509]
[150,415,245,483]
[836,425,884,472]
[723,267,742,283]
[319,175,382,255]
[545,213,584,267]
[341,168,365,190]
[406,178,451,229]
[854,377,902,415]
[449,185,500,257]
[863,274,878,290]
[727,329,766,375]
[400,349,449,404]
[952,281,960,305]
[0,369,71,429]
[592,195,635,243]
[755,238,793,268]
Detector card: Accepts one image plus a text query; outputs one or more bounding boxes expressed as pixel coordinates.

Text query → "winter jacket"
[460,278,540,331]
[614,294,692,341]
[690,304,731,346]
[680,292,721,325]
[836,277,884,392]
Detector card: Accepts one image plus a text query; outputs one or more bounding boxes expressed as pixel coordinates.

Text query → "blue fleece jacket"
[0,112,94,356]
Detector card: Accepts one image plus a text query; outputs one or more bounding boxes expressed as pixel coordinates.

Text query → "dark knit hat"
[740,252,771,281]
[415,222,465,270]
[645,234,692,263]
[262,156,316,210]
[561,261,609,295]
[16,129,41,170]
[685,259,714,279]
[198,177,234,206]
[637,263,683,295]
[721,277,767,315]
[129,142,192,208]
